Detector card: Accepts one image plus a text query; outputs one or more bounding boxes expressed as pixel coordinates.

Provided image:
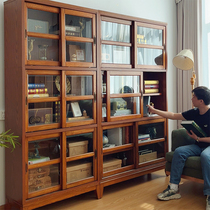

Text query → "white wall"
[0,0,177,206]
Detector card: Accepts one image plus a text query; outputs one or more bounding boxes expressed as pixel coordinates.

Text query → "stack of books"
[138,134,151,143]
[144,80,159,93]
[65,25,80,37]
[28,83,49,98]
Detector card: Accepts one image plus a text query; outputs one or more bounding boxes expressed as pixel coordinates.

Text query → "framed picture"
[76,50,85,61]
[71,102,82,117]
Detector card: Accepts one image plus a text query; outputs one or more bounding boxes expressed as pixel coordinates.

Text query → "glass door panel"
[137,48,163,66]
[110,75,139,94]
[28,163,60,194]
[66,41,92,63]
[66,100,93,122]
[137,26,163,46]
[28,75,61,98]
[28,102,60,126]
[65,15,92,38]
[28,137,60,164]
[101,21,130,42]
[66,132,93,157]
[27,8,59,35]
[66,75,93,96]
[27,37,59,62]
[101,45,130,64]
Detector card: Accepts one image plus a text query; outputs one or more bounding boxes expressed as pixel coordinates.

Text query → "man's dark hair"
[192,86,210,105]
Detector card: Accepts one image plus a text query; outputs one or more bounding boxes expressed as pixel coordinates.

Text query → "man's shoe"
[157,185,181,201]
[206,195,210,210]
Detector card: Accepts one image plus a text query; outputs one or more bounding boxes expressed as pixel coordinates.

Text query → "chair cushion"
[166,152,202,170]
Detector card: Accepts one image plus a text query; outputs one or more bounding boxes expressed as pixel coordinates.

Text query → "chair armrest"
[171,128,195,151]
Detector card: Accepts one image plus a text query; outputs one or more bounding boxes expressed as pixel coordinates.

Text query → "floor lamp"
[173,49,196,91]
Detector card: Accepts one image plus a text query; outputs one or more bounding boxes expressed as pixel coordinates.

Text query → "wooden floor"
[36,170,205,210]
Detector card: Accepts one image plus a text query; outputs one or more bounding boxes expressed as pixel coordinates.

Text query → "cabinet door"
[101,17,132,68]
[25,3,60,66]
[137,119,167,167]
[26,71,61,132]
[64,128,96,188]
[102,123,134,177]
[26,133,61,199]
[64,71,96,127]
[63,9,96,67]
[135,22,166,69]
[103,71,143,122]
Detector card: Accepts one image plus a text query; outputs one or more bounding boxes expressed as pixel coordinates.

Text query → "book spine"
[28,84,45,89]
[144,89,159,93]
[144,84,159,89]
[28,88,48,94]
[54,101,60,123]
[144,80,159,85]
[28,93,49,99]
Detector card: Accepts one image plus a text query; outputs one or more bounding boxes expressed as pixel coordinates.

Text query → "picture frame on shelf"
[71,102,82,117]
[76,49,85,61]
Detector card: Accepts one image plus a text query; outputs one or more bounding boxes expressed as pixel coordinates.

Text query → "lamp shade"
[173,49,194,70]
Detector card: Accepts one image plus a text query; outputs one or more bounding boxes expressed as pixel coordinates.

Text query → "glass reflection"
[101,21,130,42]
[66,75,92,96]
[102,45,130,64]
[110,76,139,94]
[137,26,162,46]
[137,48,163,65]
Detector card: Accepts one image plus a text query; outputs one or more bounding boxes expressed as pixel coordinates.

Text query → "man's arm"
[147,105,185,120]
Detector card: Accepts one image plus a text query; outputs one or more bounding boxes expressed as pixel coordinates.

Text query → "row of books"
[28,84,49,98]
[144,80,159,94]
[138,133,151,143]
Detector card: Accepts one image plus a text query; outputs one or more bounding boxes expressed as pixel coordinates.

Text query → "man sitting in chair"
[147,86,210,210]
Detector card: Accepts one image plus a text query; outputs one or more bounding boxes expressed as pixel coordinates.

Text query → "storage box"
[68,140,88,157]
[28,176,51,193]
[28,19,49,34]
[103,158,122,172]
[28,108,53,126]
[139,151,157,163]
[66,162,92,183]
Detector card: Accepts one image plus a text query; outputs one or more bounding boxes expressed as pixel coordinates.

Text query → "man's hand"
[146,105,155,114]
[186,130,198,141]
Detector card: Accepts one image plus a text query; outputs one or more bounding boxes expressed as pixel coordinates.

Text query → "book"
[144,80,159,85]
[28,156,50,165]
[181,121,207,137]
[28,93,49,98]
[28,83,45,89]
[107,127,123,146]
[143,96,151,116]
[144,84,159,89]
[144,89,159,93]
[28,88,48,94]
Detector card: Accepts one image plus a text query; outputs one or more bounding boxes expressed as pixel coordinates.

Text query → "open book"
[181,121,207,137]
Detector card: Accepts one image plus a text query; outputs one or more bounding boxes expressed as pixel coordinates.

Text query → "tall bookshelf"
[4,0,168,209]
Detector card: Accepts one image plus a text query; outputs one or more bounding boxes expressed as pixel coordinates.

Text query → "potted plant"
[0,130,20,151]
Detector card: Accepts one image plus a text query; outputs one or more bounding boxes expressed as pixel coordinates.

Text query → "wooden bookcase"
[4,0,168,209]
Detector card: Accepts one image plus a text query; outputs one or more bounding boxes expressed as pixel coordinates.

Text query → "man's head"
[192,86,210,105]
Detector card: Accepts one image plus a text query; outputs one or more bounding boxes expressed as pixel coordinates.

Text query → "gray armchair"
[165,128,203,182]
